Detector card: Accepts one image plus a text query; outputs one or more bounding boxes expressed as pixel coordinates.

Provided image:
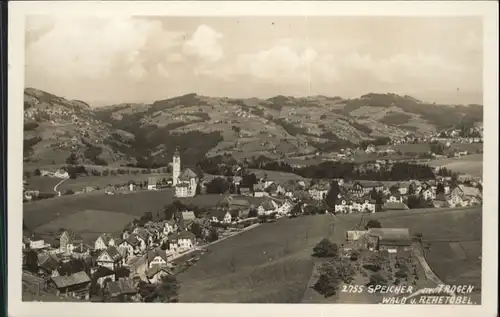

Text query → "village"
[21,146,483,302]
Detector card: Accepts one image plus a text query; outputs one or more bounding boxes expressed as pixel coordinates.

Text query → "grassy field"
[23,190,267,231]
[248,169,305,182]
[25,173,172,193]
[177,207,482,303]
[428,154,483,177]
[33,209,136,243]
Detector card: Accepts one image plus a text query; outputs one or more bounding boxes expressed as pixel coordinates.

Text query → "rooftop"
[51,271,91,289]
[367,228,411,246]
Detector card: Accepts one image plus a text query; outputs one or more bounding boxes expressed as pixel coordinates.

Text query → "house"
[116,236,143,258]
[94,233,116,251]
[96,246,123,271]
[147,177,157,190]
[365,144,376,153]
[59,230,84,254]
[54,169,69,179]
[253,183,267,197]
[257,199,279,215]
[447,195,468,208]
[421,188,435,201]
[433,194,450,208]
[365,228,411,253]
[345,230,367,242]
[147,249,173,269]
[453,185,482,201]
[146,266,173,284]
[239,187,252,196]
[346,181,364,197]
[382,201,409,211]
[181,211,196,228]
[277,200,294,215]
[37,252,60,277]
[387,193,403,203]
[106,278,138,300]
[92,266,116,287]
[211,210,232,224]
[178,231,196,249]
[360,199,376,213]
[218,196,250,212]
[50,271,91,299]
[335,199,351,214]
[163,220,177,236]
[72,243,93,259]
[23,271,47,295]
[358,181,384,194]
[308,183,329,200]
[133,228,153,247]
[396,182,410,195]
[29,239,50,250]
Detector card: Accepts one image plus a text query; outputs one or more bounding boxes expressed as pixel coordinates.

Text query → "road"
[53,177,69,196]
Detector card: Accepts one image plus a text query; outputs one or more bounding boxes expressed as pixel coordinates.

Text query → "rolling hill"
[23,88,483,167]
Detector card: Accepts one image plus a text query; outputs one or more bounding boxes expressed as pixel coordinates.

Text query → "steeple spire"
[174,147,180,157]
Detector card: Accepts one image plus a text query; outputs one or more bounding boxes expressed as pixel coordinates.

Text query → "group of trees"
[312,238,356,298]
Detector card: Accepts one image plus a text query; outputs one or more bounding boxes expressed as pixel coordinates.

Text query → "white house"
[177,231,196,250]
[147,249,173,269]
[163,220,177,236]
[96,246,123,271]
[335,200,351,214]
[94,234,115,251]
[146,266,173,284]
[29,239,50,250]
[277,200,294,215]
[421,188,435,201]
[360,199,376,213]
[257,200,279,215]
[388,194,403,203]
[308,183,329,201]
[147,177,157,191]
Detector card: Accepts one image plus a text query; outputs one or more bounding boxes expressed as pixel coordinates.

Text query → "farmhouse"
[253,183,267,197]
[258,199,279,215]
[59,230,84,254]
[50,271,91,299]
[218,196,250,212]
[308,183,329,200]
[96,246,123,271]
[37,252,61,277]
[95,233,116,251]
[146,266,173,284]
[211,210,232,224]
[365,228,411,253]
[92,266,115,287]
[181,211,196,227]
[106,278,138,300]
[147,249,172,269]
[383,201,409,211]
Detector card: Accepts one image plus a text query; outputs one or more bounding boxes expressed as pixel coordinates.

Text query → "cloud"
[182,24,224,63]
[26,16,185,81]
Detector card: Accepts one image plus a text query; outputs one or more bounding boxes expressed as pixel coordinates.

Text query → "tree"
[367,273,388,287]
[190,222,203,239]
[364,220,382,230]
[407,183,415,195]
[241,173,258,188]
[248,206,258,218]
[436,183,445,195]
[114,267,131,279]
[66,152,78,165]
[313,262,340,298]
[154,275,180,302]
[370,187,378,200]
[207,227,219,242]
[205,177,230,194]
[34,168,41,176]
[312,238,339,258]
[64,189,74,195]
[324,181,341,210]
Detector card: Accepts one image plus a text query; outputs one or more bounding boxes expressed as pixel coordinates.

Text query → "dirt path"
[53,177,69,196]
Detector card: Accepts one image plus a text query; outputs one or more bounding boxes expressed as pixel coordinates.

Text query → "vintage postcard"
[8,1,498,317]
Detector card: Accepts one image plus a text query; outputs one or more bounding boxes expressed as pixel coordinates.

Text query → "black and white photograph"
[7,1,498,317]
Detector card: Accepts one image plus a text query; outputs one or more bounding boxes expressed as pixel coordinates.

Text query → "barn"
[365,228,412,253]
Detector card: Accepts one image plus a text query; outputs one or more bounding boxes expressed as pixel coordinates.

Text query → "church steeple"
[172,147,181,187]
[174,147,180,158]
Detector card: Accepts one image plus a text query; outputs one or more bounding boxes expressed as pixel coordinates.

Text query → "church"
[172,149,199,198]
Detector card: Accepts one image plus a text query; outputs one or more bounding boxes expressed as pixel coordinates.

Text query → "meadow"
[23,189,267,231]
[428,154,483,177]
[177,207,482,303]
[33,209,137,243]
[26,172,172,193]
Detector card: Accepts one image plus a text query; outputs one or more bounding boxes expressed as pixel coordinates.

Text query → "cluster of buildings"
[343,228,412,254]
[22,211,200,301]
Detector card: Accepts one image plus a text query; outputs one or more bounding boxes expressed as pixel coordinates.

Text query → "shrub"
[312,238,339,258]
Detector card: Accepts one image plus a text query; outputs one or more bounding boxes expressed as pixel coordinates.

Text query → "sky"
[25,16,483,106]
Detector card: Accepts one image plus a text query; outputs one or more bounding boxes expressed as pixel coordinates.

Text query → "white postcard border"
[8,1,498,317]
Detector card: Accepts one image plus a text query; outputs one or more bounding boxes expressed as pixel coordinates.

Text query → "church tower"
[172,148,181,186]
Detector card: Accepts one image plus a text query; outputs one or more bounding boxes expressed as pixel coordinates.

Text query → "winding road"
[53,176,69,196]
